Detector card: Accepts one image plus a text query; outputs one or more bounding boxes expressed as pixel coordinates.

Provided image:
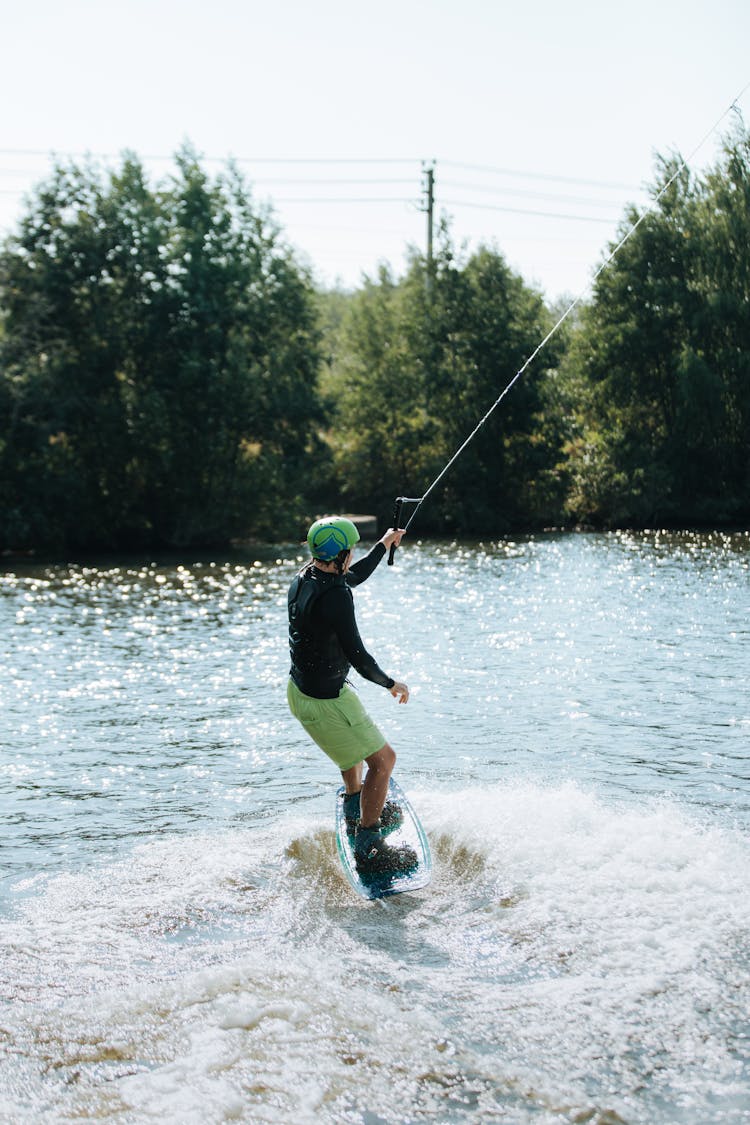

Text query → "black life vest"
[288,566,352,692]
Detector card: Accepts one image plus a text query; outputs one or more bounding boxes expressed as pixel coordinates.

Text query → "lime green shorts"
[287,678,387,771]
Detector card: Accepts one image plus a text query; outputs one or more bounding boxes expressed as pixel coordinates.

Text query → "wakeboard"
[335,777,431,900]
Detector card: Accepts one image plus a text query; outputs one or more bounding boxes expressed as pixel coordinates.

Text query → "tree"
[324,231,565,533]
[0,148,324,551]
[324,263,431,523]
[565,126,750,526]
[422,241,562,532]
[687,125,750,517]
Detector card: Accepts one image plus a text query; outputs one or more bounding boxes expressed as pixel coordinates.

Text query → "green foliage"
[563,125,750,526]
[0,148,323,551]
[424,242,565,531]
[324,265,428,519]
[323,122,750,536]
[4,127,749,553]
[324,236,566,533]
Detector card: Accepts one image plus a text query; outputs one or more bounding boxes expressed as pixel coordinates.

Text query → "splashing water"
[1,532,749,1123]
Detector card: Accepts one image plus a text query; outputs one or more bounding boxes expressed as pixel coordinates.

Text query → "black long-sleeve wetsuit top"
[288,543,395,699]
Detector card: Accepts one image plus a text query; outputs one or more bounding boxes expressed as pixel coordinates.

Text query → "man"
[287,515,416,872]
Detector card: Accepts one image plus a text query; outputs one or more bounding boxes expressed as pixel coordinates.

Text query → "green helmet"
[307,516,360,561]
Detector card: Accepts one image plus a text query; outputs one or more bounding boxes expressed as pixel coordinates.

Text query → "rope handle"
[387,497,404,565]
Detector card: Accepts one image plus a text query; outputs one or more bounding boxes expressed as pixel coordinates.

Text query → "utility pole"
[421,161,435,298]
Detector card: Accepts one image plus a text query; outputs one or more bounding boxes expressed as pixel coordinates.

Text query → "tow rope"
[387,80,750,565]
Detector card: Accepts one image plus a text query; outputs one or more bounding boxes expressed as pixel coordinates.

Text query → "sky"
[1,0,749,302]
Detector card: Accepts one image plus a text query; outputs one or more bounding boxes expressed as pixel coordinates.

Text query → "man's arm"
[347,528,405,588]
[347,542,386,588]
[318,587,394,689]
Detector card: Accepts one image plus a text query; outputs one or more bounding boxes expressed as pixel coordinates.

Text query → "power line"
[440,159,642,192]
[249,177,416,186]
[0,148,642,194]
[0,148,652,286]
[441,199,620,225]
[0,149,422,166]
[267,197,417,206]
[440,178,642,209]
[0,149,645,210]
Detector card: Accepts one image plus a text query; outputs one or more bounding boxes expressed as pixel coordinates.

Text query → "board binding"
[335,777,431,900]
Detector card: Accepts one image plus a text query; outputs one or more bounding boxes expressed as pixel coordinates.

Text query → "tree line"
[1,131,748,553]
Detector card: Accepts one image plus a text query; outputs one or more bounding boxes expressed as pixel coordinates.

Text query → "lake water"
[1,531,749,1124]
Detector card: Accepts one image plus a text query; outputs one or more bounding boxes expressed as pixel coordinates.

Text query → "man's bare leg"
[340,761,363,796]
[357,743,396,827]
[349,743,415,870]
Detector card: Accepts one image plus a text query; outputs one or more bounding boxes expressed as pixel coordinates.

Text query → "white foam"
[2,783,749,1124]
